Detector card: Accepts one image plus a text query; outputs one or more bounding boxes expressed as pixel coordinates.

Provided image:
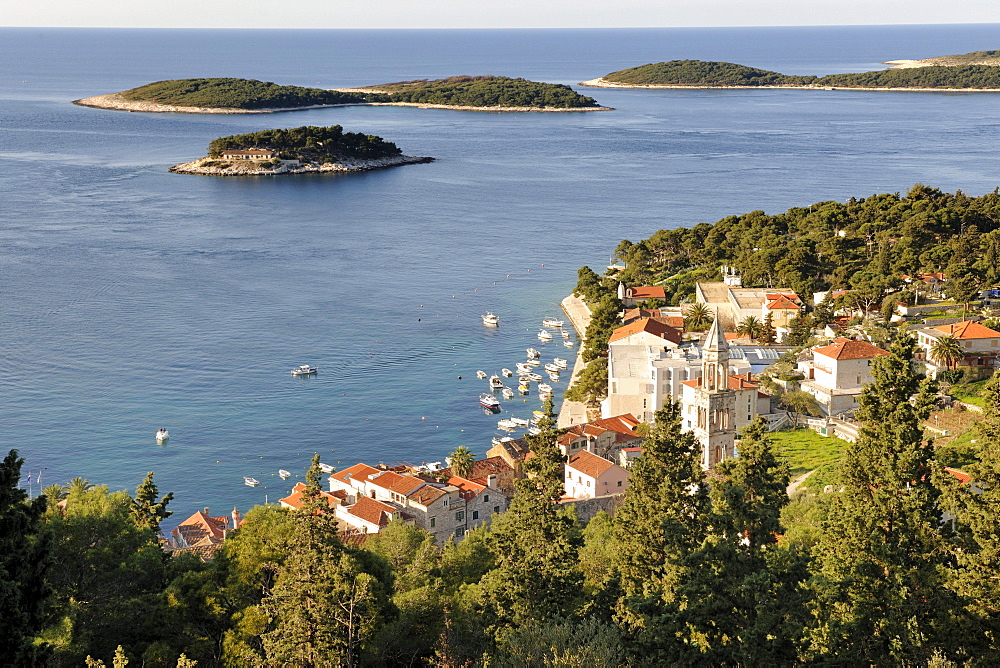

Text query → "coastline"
[74,92,613,114]
[578,76,1000,93]
[557,293,593,429]
[168,154,433,176]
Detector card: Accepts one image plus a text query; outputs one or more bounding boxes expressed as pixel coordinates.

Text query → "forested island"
[340,75,609,111]
[75,75,609,114]
[73,78,386,113]
[584,57,1000,90]
[169,125,432,176]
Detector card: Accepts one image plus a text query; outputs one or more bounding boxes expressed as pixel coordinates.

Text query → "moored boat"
[511,417,530,427]
[480,393,501,410]
[516,362,533,374]
[553,357,568,368]
[489,375,504,389]
[538,383,553,393]
[537,330,553,341]
[244,477,260,487]
[476,370,487,379]
[319,463,336,473]
[526,348,540,359]
[542,317,564,328]
[544,362,561,373]
[518,383,529,395]
[155,428,169,443]
[501,368,513,377]
[497,418,518,430]
[563,339,574,348]
[291,364,317,376]
[524,372,543,382]
[482,312,500,326]
[278,469,291,479]
[502,387,515,399]
[561,329,571,338]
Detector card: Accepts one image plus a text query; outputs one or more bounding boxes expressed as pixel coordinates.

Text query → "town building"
[914,320,1000,379]
[218,148,276,160]
[564,450,630,499]
[168,506,243,559]
[617,283,667,307]
[797,337,891,415]
[695,281,802,337]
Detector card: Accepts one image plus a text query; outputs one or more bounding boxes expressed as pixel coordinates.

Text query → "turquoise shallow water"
[3,25,1000,525]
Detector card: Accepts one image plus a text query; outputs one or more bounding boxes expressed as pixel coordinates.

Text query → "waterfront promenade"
[558,293,592,427]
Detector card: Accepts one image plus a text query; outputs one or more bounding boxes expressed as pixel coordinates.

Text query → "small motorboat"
[489,375,504,389]
[525,358,541,367]
[518,383,530,395]
[538,383,553,393]
[563,340,574,348]
[537,330,553,341]
[244,477,260,487]
[155,428,169,443]
[501,368,513,377]
[492,436,514,447]
[542,317,564,328]
[547,372,560,382]
[476,370,487,379]
[482,312,500,326]
[527,427,541,435]
[498,418,518,430]
[278,469,291,479]
[480,393,501,410]
[526,348,541,359]
[502,387,515,400]
[533,410,546,418]
[516,362,533,374]
[291,365,317,376]
[561,330,571,339]
[544,362,561,373]
[319,463,336,473]
[511,417,530,427]
[525,372,543,382]
[553,357,568,368]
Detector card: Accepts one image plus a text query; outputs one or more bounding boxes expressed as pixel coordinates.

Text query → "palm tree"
[448,446,475,479]
[737,315,763,341]
[66,477,94,498]
[684,302,712,331]
[930,335,964,373]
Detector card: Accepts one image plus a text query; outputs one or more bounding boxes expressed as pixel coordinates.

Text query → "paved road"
[558,294,592,428]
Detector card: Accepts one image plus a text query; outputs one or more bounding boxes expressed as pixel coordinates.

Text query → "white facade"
[564,451,630,500]
[797,338,889,415]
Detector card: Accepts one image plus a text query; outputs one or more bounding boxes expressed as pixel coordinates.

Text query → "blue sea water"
[3,24,1000,524]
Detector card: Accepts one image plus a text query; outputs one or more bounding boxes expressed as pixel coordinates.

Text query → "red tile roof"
[347,496,396,527]
[933,321,1000,340]
[437,456,513,480]
[446,476,486,500]
[331,463,380,485]
[410,485,449,506]
[589,413,642,438]
[812,337,891,361]
[944,467,972,485]
[368,470,427,496]
[609,318,682,344]
[624,286,666,300]
[567,451,618,478]
[765,295,801,310]
[171,509,240,549]
[279,482,346,510]
[681,374,760,391]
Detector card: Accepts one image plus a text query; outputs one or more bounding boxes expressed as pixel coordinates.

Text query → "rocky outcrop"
[168,155,433,176]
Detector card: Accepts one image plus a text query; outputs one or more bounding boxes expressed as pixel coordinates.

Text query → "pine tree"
[0,449,51,664]
[610,401,708,658]
[261,454,392,667]
[808,334,966,663]
[130,471,174,533]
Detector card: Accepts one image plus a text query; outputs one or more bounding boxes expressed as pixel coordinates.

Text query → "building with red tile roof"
[915,320,1000,379]
[797,337,891,415]
[609,318,682,347]
[278,482,347,510]
[565,451,630,499]
[169,507,243,558]
[617,283,667,307]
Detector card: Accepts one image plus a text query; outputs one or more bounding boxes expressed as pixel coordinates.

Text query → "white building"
[797,337,890,415]
[565,450,630,499]
[913,321,1000,379]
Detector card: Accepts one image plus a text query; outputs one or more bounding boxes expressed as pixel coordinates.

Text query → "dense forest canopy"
[207,125,402,162]
[600,59,1000,88]
[120,78,385,109]
[373,75,601,108]
[605,185,1000,307]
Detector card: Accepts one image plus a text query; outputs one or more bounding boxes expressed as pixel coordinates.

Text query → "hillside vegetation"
[601,59,1000,89]
[373,75,601,108]
[120,78,385,109]
[207,125,402,162]
[899,49,1000,67]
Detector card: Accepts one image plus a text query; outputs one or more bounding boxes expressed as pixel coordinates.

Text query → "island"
[337,75,611,111]
[168,125,433,176]
[582,54,1000,91]
[75,75,610,114]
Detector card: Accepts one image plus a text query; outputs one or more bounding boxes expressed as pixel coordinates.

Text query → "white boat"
[318,463,336,473]
[542,317,564,328]
[533,410,546,418]
[489,375,504,389]
[501,387,515,399]
[244,477,260,487]
[498,418,518,430]
[561,330,571,338]
[516,362,533,374]
[537,330,553,341]
[563,340,574,348]
[476,370,487,379]
[278,469,291,479]
[547,372,560,382]
[525,358,541,367]
[291,364,317,376]
[482,312,499,326]
[480,393,501,410]
[544,362,561,373]
[538,383,553,393]
[511,417,530,427]
[528,427,541,435]
[501,368,513,377]
[553,357,568,368]
[155,428,169,443]
[518,384,530,395]
[525,372,543,382]
[492,436,514,447]
[526,348,540,359]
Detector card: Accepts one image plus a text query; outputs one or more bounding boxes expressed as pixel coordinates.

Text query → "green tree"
[930,334,964,374]
[574,265,604,303]
[447,446,475,479]
[611,401,708,660]
[785,315,814,347]
[946,272,981,320]
[0,449,51,665]
[758,311,777,345]
[563,357,608,405]
[736,315,763,340]
[778,390,823,428]
[131,471,174,534]
[583,295,623,362]
[808,334,966,663]
[683,302,711,331]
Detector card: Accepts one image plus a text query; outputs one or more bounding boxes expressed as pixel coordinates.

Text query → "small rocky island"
[169,125,433,176]
[338,75,611,111]
[583,53,1000,91]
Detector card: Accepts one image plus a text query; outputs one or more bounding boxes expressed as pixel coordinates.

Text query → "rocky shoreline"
[168,154,434,176]
[578,77,1000,93]
[74,92,612,114]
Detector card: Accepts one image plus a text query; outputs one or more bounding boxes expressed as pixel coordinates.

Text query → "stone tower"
[692,315,737,468]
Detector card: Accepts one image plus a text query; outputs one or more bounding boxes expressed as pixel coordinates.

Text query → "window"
[472,510,479,520]
[455,510,465,521]
[494,505,500,513]
[617,480,623,487]
[430,517,436,528]
[483,494,489,502]
[586,480,591,487]
[456,527,465,538]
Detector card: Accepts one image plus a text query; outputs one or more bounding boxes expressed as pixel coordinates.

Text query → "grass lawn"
[949,379,988,408]
[769,428,847,492]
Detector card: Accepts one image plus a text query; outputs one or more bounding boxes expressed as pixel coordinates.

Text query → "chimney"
[747,370,752,381]
[486,474,497,489]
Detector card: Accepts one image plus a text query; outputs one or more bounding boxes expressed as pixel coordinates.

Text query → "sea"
[3,24,1000,526]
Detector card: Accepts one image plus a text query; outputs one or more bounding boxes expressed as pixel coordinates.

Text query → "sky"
[4,0,1000,29]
